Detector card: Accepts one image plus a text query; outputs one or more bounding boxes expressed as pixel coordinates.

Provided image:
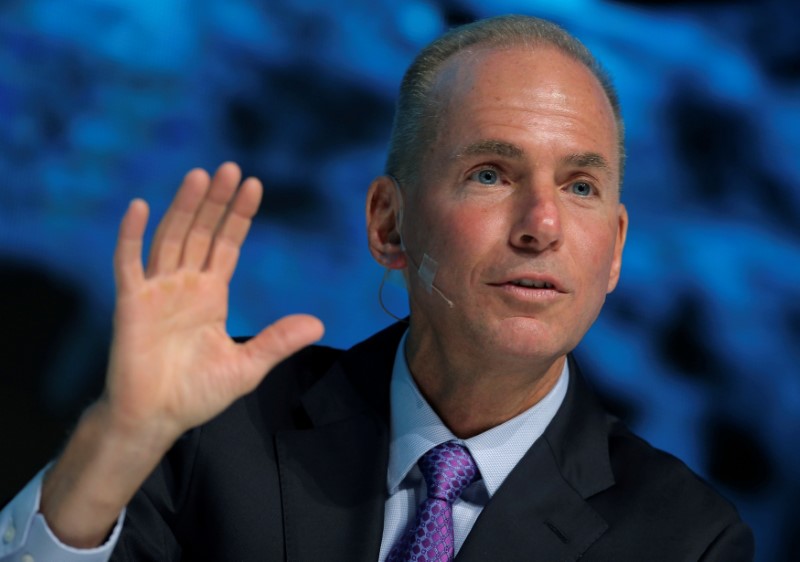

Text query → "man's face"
[401,45,628,365]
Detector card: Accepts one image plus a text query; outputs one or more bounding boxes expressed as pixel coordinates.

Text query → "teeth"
[513,279,553,288]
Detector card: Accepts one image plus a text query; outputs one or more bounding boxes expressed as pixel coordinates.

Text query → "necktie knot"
[419,441,478,504]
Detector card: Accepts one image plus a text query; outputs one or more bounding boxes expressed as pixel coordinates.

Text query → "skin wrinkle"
[388,22,628,192]
[437,62,619,182]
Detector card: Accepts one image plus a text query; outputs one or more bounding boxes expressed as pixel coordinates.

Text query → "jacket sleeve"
[110,430,201,562]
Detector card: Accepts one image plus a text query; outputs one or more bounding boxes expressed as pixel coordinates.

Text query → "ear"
[366,175,407,270]
[606,203,628,293]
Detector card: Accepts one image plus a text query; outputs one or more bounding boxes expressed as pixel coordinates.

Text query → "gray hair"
[385,14,625,190]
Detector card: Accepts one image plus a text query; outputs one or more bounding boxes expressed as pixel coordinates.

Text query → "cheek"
[570,218,618,277]
[432,205,503,265]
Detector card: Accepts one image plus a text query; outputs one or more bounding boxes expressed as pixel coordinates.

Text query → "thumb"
[242,314,325,374]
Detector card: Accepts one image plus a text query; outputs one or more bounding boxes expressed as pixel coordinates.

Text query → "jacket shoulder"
[590,420,754,560]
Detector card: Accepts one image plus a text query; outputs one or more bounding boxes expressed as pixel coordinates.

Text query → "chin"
[481,316,573,362]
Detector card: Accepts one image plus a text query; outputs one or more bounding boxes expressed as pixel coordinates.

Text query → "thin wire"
[378,268,410,323]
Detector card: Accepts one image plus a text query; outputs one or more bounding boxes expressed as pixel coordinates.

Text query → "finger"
[114,199,149,293]
[239,314,325,389]
[181,162,242,270]
[207,176,263,282]
[146,168,211,275]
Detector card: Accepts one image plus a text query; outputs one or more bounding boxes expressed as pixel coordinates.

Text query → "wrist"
[92,394,182,454]
[39,400,177,548]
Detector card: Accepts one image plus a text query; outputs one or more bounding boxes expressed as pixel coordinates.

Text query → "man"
[0,15,752,561]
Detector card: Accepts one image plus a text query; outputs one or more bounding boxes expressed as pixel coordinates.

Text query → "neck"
[405,328,565,439]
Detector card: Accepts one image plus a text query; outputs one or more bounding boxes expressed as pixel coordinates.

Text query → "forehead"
[428,45,619,170]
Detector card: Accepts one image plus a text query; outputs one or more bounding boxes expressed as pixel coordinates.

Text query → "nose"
[509,183,563,252]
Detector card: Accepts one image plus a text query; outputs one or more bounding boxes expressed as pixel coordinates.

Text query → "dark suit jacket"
[111,322,754,561]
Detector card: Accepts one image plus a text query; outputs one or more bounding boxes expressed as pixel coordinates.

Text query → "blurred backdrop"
[1,0,798,560]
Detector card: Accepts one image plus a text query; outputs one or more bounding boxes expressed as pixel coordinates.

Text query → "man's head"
[385,15,625,192]
[367,15,628,375]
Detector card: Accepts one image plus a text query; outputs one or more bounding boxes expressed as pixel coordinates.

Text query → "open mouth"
[508,279,555,289]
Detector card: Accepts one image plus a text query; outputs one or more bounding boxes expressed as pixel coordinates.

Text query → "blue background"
[1,1,798,559]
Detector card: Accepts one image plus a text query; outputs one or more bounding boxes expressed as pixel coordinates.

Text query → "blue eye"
[571,181,593,197]
[470,168,499,185]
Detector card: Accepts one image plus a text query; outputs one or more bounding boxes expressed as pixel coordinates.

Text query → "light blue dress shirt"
[0,465,123,562]
[378,331,569,560]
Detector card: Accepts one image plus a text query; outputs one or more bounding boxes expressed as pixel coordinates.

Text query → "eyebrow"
[454,139,524,160]
[561,152,612,176]
[454,143,615,180]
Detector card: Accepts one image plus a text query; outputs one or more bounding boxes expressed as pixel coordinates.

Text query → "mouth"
[507,279,555,289]
[487,275,566,301]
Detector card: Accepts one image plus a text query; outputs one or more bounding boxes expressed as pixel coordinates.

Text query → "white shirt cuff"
[0,466,125,562]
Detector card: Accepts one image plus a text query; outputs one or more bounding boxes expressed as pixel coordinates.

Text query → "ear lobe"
[366,175,407,270]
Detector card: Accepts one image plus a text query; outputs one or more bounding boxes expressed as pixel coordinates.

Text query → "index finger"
[114,199,149,293]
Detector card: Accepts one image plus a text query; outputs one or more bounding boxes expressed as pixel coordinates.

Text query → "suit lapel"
[275,323,406,562]
[276,407,387,562]
[456,438,608,562]
[457,356,615,561]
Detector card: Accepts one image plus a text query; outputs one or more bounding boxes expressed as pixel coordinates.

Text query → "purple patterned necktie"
[387,441,479,562]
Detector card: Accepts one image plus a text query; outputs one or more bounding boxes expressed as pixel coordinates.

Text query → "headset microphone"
[402,248,454,308]
[389,176,455,309]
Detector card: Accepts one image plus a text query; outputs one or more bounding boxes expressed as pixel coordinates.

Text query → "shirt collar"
[387,330,569,497]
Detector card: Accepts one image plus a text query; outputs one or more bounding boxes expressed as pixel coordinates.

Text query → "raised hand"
[40,163,323,547]
[106,162,324,439]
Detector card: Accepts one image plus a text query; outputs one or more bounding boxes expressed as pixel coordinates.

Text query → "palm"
[105,163,323,438]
